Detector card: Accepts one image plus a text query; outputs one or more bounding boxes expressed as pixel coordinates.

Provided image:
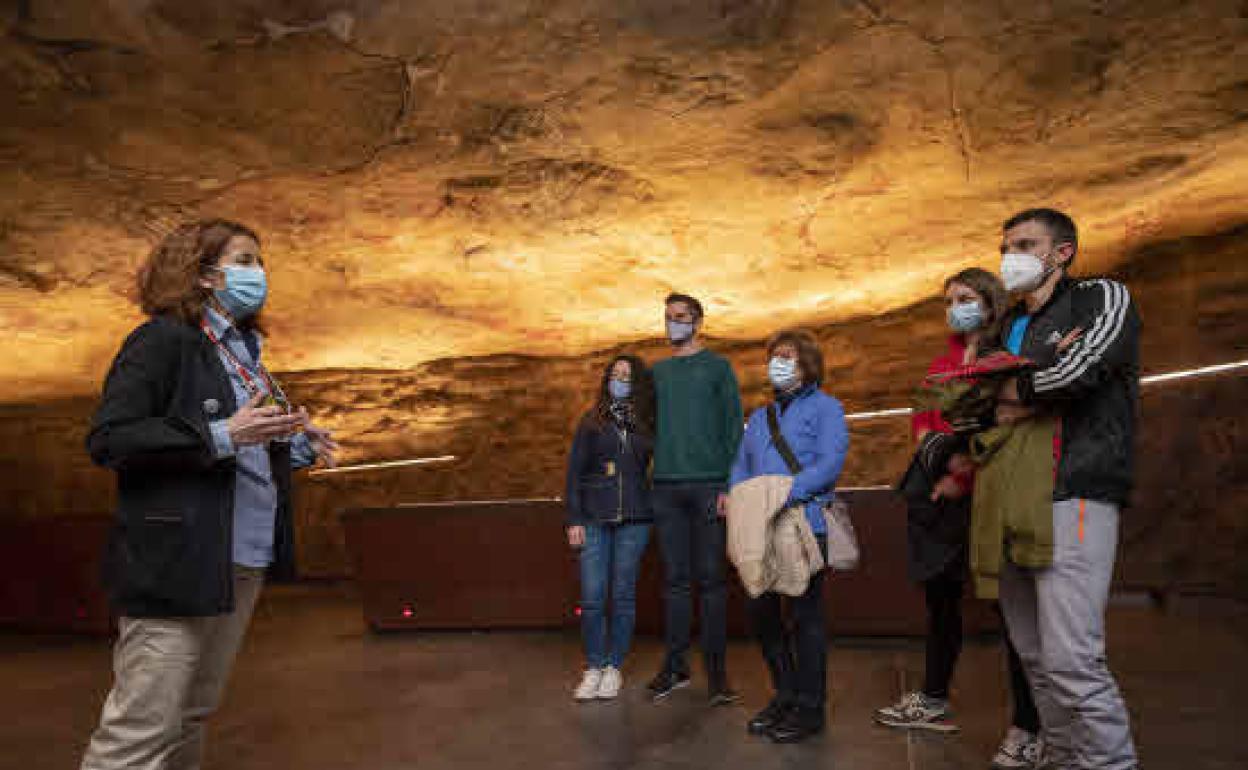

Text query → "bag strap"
[765,405,802,475]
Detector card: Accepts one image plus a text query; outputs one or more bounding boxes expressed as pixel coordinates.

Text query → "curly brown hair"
[586,354,656,435]
[136,219,263,328]
[766,328,824,386]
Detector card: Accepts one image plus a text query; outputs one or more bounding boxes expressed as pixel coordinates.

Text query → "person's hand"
[227,393,303,447]
[994,377,1035,426]
[567,525,586,548]
[946,452,974,477]
[1057,326,1084,353]
[717,493,730,518]
[948,413,989,435]
[296,407,340,468]
[930,474,967,502]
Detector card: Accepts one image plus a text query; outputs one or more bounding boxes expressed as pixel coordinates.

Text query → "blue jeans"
[651,481,728,674]
[580,523,652,669]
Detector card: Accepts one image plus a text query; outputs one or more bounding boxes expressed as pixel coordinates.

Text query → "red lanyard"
[200,319,282,403]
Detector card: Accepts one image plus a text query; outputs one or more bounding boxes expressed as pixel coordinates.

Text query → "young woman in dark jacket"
[564,354,655,701]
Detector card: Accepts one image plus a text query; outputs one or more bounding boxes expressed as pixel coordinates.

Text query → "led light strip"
[307,454,456,477]
[1138,359,1248,385]
[843,358,1248,423]
[844,407,914,422]
[398,497,562,507]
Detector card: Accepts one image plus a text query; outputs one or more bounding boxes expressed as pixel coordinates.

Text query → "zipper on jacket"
[222,467,235,612]
[614,428,626,524]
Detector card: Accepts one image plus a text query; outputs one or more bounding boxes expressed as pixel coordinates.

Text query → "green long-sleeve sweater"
[652,349,743,483]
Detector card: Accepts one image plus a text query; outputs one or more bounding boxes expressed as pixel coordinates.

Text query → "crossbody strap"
[765,405,802,475]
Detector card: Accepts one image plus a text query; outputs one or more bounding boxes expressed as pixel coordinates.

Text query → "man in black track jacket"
[993,208,1140,770]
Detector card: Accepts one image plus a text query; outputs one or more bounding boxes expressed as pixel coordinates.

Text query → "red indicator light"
[401,604,414,619]
[573,605,582,617]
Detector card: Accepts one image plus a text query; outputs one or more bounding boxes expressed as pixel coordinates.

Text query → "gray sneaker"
[874,692,959,732]
[990,727,1042,769]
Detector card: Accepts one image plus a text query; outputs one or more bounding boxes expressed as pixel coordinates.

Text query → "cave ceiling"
[1,0,1246,401]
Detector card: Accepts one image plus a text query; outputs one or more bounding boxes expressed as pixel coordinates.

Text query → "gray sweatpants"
[999,499,1137,770]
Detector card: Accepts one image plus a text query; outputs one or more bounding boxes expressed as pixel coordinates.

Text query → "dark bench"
[341,490,999,636]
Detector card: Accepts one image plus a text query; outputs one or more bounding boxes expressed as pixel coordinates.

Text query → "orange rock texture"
[0,2,1245,593]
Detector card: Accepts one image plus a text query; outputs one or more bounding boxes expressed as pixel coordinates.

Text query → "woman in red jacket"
[875,268,1042,770]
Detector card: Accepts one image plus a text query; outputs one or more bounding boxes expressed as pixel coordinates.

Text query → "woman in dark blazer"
[79,219,338,770]
[564,354,655,701]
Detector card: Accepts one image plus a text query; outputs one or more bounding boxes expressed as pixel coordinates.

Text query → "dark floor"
[3,585,1246,770]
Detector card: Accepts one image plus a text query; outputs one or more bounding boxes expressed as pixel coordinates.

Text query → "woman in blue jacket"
[730,329,849,743]
[564,354,656,701]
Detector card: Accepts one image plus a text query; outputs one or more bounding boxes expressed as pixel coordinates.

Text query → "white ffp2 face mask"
[1000,252,1048,292]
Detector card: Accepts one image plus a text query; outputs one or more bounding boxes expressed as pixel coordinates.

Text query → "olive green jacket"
[968,419,1056,599]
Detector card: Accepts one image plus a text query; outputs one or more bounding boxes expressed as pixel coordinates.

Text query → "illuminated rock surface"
[0,1,1245,591]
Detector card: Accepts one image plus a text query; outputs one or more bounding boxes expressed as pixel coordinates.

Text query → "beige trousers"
[80,566,265,770]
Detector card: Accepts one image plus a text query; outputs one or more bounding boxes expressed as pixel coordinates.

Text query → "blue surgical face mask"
[213,266,267,319]
[666,320,695,345]
[947,300,985,333]
[768,357,800,390]
[608,379,631,400]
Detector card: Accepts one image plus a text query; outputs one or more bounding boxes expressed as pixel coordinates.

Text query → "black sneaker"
[767,707,825,743]
[747,700,790,735]
[647,669,691,701]
[708,676,741,707]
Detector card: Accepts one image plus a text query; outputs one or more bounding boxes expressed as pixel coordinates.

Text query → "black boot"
[768,707,825,743]
[705,654,740,706]
[747,699,791,735]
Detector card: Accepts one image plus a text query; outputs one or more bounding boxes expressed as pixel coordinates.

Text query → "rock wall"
[3,225,1245,596]
[1,1,1245,595]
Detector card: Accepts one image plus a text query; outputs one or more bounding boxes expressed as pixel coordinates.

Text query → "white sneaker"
[990,727,1042,769]
[597,666,622,699]
[574,669,603,701]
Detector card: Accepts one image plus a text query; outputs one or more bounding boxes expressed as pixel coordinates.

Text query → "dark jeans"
[747,546,828,712]
[922,565,1040,734]
[652,481,728,675]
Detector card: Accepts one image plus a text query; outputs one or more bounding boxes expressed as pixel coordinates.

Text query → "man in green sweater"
[646,292,744,705]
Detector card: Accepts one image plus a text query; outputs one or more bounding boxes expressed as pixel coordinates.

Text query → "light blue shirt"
[204,308,317,568]
[729,385,850,534]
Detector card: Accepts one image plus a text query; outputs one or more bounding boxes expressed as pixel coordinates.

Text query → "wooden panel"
[0,515,114,635]
[343,501,579,630]
[0,492,993,637]
[343,490,998,636]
